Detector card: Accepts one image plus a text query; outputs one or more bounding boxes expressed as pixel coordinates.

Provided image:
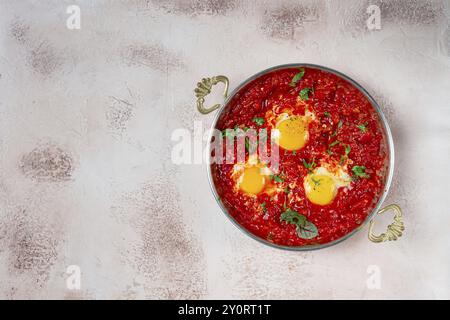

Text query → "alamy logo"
[366,5,381,30]
[66,265,81,290]
[66,5,81,30]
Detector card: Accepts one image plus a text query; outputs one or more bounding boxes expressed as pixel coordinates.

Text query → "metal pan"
[194,63,404,250]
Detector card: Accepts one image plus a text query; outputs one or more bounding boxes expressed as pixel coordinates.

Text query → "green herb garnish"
[244,137,257,153]
[311,176,322,187]
[289,68,305,87]
[352,165,369,178]
[357,122,368,132]
[280,209,306,226]
[302,158,316,172]
[339,144,351,165]
[280,209,318,240]
[327,140,340,155]
[261,202,267,212]
[222,128,235,140]
[252,117,265,126]
[330,140,340,147]
[299,87,312,101]
[331,120,343,137]
[296,221,319,240]
[345,144,351,156]
[271,174,284,183]
[324,111,331,117]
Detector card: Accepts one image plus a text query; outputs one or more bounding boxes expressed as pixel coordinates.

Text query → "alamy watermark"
[171,121,280,171]
[66,5,81,30]
[66,265,81,290]
[366,5,381,30]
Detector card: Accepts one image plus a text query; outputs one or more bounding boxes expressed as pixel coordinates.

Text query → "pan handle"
[194,76,229,114]
[368,204,404,243]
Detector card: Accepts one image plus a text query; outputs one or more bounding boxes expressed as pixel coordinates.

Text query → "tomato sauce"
[211,67,388,247]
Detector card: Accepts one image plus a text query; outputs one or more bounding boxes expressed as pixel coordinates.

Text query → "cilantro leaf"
[252,117,265,126]
[261,202,267,212]
[357,122,368,132]
[327,140,340,154]
[244,137,257,153]
[352,165,369,178]
[339,144,351,165]
[329,140,340,147]
[302,158,316,172]
[331,120,343,137]
[271,174,284,183]
[311,176,322,187]
[299,87,312,101]
[289,68,305,87]
[345,144,351,156]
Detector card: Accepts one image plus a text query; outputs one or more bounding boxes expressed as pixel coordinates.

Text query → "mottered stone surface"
[0,0,449,299]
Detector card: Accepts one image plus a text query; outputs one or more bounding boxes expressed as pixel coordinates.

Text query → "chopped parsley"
[244,137,257,153]
[345,144,351,156]
[311,176,322,187]
[330,140,340,147]
[352,165,369,178]
[261,202,267,212]
[252,117,265,126]
[299,87,312,101]
[331,120,343,137]
[324,111,331,117]
[289,68,305,87]
[357,122,368,132]
[302,158,316,172]
[339,144,351,164]
[327,140,340,155]
[271,174,284,183]
[280,209,306,226]
[221,126,256,153]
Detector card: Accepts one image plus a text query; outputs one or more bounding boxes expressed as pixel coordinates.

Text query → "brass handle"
[368,204,404,243]
[194,76,229,114]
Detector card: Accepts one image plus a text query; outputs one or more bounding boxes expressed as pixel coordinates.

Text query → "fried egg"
[268,109,315,151]
[232,155,282,196]
[303,165,351,206]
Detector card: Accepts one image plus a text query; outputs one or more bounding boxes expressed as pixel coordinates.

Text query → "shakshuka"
[211,67,388,247]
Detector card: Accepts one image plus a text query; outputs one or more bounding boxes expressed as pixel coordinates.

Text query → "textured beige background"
[0,0,449,299]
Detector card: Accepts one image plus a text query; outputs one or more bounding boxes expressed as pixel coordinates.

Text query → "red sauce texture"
[211,67,388,247]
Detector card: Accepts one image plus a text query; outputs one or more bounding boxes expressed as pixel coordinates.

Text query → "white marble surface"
[0,0,449,299]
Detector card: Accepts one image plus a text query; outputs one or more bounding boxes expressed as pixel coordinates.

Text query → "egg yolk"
[305,174,336,205]
[239,167,266,195]
[276,116,308,151]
